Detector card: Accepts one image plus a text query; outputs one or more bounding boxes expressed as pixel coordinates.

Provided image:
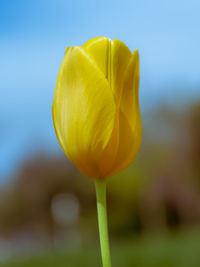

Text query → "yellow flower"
[52,37,142,178]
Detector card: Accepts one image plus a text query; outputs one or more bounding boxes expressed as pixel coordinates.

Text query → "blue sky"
[0,0,200,180]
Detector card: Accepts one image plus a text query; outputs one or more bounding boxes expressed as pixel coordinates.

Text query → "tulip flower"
[53,37,142,178]
[52,37,142,267]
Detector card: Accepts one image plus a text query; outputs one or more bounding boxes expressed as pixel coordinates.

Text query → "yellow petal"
[120,49,140,131]
[82,38,132,176]
[108,49,142,176]
[53,46,116,177]
[82,37,110,79]
[110,39,132,104]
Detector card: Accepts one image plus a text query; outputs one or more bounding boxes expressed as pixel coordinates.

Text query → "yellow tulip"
[52,37,142,178]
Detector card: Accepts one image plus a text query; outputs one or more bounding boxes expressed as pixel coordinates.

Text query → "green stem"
[95,178,112,267]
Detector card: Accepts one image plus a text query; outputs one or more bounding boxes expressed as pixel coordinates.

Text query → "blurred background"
[0,0,200,266]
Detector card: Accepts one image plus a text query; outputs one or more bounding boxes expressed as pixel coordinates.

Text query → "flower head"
[52,37,142,178]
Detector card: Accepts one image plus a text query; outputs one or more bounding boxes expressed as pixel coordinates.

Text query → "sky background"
[0,0,200,181]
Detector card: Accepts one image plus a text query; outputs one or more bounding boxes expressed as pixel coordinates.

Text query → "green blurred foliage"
[2,229,200,267]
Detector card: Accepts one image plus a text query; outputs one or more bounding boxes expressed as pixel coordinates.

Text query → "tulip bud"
[52,37,142,178]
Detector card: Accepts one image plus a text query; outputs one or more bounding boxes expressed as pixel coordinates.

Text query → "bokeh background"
[1,0,200,266]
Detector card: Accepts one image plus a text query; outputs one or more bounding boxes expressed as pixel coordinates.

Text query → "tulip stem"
[95,178,112,267]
